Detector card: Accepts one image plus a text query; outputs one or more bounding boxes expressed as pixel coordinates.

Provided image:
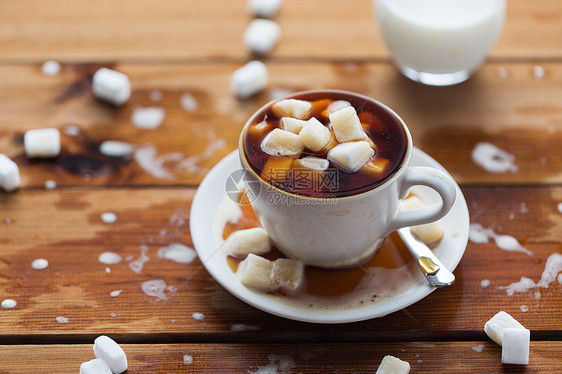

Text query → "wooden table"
[1,0,561,372]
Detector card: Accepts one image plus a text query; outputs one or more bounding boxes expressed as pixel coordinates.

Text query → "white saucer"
[190,149,469,324]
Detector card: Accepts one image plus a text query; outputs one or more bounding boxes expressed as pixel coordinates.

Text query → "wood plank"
[0,342,560,373]
[0,187,560,340]
[0,61,560,187]
[0,0,560,62]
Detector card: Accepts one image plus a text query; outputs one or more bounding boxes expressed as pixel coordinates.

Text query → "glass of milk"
[375,0,506,86]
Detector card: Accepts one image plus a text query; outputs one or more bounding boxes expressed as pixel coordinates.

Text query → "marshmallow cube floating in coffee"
[230,61,268,99]
[0,154,20,192]
[261,128,304,157]
[484,311,525,345]
[92,68,131,106]
[24,128,61,158]
[376,355,410,374]
[329,106,366,143]
[243,19,281,55]
[80,359,112,374]
[93,335,128,373]
[247,0,282,18]
[502,328,530,365]
[280,117,307,134]
[328,141,374,173]
[222,227,271,257]
[272,99,312,119]
[299,118,332,152]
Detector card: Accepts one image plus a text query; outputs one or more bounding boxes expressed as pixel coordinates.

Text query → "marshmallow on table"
[0,154,20,192]
[99,140,135,158]
[502,328,530,365]
[24,128,61,158]
[484,311,526,345]
[243,19,281,55]
[329,106,366,143]
[80,359,112,374]
[280,117,307,134]
[260,156,294,183]
[222,227,271,257]
[327,141,374,173]
[376,355,410,374]
[93,335,128,374]
[247,0,282,18]
[261,128,304,157]
[272,99,312,120]
[92,68,131,106]
[237,253,277,292]
[299,118,332,152]
[272,258,304,292]
[230,61,268,99]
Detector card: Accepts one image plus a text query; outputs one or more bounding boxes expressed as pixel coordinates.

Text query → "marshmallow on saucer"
[327,141,373,173]
[272,258,304,292]
[92,68,131,106]
[24,128,61,158]
[244,19,281,55]
[230,61,269,99]
[93,335,128,374]
[0,154,20,192]
[237,253,277,292]
[247,0,282,18]
[222,227,271,257]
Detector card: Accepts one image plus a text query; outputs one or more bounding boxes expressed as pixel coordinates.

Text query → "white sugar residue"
[5,218,12,224]
[131,106,165,130]
[110,290,123,297]
[471,142,518,173]
[469,223,531,255]
[497,67,508,79]
[472,344,484,353]
[31,258,49,270]
[499,276,536,296]
[55,316,69,323]
[519,202,529,214]
[1,299,16,309]
[133,144,183,180]
[213,196,243,247]
[480,279,490,288]
[534,291,541,300]
[41,60,61,76]
[141,279,168,301]
[105,267,111,274]
[499,253,562,295]
[101,212,117,224]
[157,243,197,264]
[520,305,529,312]
[533,65,545,81]
[44,180,57,190]
[249,354,296,374]
[180,93,199,112]
[64,125,80,137]
[129,245,150,274]
[169,212,187,227]
[558,273,562,284]
[192,312,205,321]
[183,354,194,365]
[98,252,122,265]
[178,129,227,175]
[99,140,135,158]
[231,324,260,332]
[149,90,163,102]
[558,203,562,214]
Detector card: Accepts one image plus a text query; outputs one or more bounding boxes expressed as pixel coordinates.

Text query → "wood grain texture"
[0,342,560,373]
[0,0,560,62]
[0,62,560,187]
[0,187,560,341]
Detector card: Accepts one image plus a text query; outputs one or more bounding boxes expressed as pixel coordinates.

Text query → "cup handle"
[390,166,456,231]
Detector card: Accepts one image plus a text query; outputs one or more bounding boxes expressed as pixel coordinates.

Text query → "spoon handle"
[397,227,455,288]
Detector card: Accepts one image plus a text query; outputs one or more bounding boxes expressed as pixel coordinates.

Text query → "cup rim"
[239,89,413,201]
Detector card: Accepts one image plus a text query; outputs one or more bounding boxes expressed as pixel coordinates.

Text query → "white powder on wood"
[157,243,197,264]
[471,142,518,173]
[141,279,168,301]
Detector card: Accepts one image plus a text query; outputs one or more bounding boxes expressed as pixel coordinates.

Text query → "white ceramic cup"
[239,90,456,268]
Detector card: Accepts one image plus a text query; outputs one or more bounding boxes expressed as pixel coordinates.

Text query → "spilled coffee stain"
[57,153,120,177]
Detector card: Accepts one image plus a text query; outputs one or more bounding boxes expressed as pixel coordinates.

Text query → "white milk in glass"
[376,0,506,85]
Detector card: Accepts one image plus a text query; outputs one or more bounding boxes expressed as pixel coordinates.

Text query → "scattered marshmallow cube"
[24,128,61,158]
[327,141,374,173]
[260,156,294,183]
[484,311,526,345]
[247,0,282,18]
[99,140,135,158]
[249,120,273,137]
[502,328,530,365]
[272,99,312,120]
[93,335,128,374]
[92,68,131,106]
[280,117,307,134]
[272,258,304,292]
[294,156,329,171]
[237,253,276,292]
[222,227,271,257]
[361,158,389,179]
[329,106,366,143]
[376,355,410,374]
[243,19,281,55]
[80,358,112,374]
[322,100,351,117]
[299,118,332,152]
[261,128,304,157]
[412,222,445,247]
[230,60,268,99]
[0,154,20,192]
